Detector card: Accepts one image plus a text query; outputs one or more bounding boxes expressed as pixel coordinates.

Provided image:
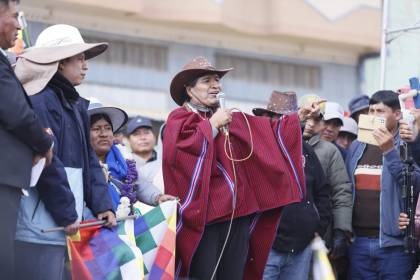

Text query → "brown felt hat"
[252,91,298,117]
[169,56,233,106]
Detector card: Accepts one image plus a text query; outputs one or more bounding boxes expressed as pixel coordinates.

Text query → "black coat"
[272,142,331,253]
[0,53,52,189]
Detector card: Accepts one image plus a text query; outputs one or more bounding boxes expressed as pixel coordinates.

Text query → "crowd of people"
[2,0,420,279]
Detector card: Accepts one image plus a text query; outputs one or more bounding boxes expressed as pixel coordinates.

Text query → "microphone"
[217,92,229,136]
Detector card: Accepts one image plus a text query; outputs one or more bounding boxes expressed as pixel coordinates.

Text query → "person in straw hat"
[252,91,330,280]
[13,24,116,279]
[163,57,319,279]
[0,1,53,278]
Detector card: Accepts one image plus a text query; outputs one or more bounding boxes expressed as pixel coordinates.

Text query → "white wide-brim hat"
[15,24,108,96]
[87,97,128,133]
[22,24,107,63]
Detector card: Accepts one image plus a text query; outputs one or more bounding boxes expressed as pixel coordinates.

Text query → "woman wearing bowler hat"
[86,98,175,214]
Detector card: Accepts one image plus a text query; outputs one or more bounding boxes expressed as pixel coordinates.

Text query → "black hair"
[183,76,200,103]
[185,76,200,88]
[0,0,19,7]
[90,113,113,130]
[369,90,400,111]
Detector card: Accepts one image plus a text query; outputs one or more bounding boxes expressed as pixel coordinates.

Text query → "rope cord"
[223,109,254,162]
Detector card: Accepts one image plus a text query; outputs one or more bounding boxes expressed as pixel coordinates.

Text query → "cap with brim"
[349,95,370,117]
[170,57,232,106]
[88,106,128,133]
[170,69,232,106]
[349,104,369,118]
[253,91,298,117]
[15,42,107,96]
[252,108,279,117]
[15,24,108,96]
[323,102,345,126]
[127,116,153,135]
[298,94,326,117]
[323,113,344,126]
[340,117,358,136]
[252,107,296,117]
[19,43,108,64]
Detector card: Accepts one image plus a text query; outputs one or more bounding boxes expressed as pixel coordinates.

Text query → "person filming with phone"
[346,90,420,279]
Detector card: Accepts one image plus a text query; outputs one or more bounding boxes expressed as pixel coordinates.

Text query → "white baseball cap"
[323,102,344,125]
[340,117,358,136]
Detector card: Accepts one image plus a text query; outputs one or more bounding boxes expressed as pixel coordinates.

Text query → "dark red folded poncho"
[163,107,305,279]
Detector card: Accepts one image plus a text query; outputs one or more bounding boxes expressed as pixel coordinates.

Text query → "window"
[84,35,168,71]
[215,54,321,90]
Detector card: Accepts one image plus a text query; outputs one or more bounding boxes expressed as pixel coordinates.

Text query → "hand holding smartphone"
[357,114,386,146]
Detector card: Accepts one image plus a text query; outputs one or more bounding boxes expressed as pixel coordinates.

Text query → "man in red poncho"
[163,57,316,279]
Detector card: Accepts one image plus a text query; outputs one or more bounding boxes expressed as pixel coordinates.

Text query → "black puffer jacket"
[272,142,331,253]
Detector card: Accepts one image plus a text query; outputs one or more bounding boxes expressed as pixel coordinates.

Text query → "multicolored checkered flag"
[133,200,177,279]
[67,218,144,280]
[67,200,176,280]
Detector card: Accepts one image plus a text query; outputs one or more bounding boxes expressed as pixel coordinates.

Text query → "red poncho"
[163,107,305,279]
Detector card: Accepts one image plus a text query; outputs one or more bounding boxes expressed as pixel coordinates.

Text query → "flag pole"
[379,0,389,90]
[41,214,139,233]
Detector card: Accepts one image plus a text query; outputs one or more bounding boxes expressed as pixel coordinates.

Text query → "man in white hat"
[0,1,53,278]
[319,102,345,143]
[336,117,358,157]
[13,24,115,279]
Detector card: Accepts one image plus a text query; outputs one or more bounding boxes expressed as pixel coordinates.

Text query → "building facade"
[22,0,381,120]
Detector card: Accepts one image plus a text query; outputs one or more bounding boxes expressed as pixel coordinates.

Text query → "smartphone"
[357,114,386,146]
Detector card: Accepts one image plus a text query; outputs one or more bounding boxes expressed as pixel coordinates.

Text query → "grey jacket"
[136,169,162,206]
[308,134,353,232]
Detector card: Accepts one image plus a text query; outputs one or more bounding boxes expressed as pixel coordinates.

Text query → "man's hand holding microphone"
[210,92,232,134]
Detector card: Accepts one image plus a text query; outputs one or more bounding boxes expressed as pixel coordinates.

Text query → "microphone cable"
[182,91,255,279]
[210,109,254,280]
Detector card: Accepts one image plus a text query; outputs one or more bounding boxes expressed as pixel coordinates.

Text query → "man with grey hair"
[0,0,53,278]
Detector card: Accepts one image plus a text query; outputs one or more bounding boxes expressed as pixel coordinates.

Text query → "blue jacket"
[104,144,162,210]
[346,134,420,247]
[16,74,113,245]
